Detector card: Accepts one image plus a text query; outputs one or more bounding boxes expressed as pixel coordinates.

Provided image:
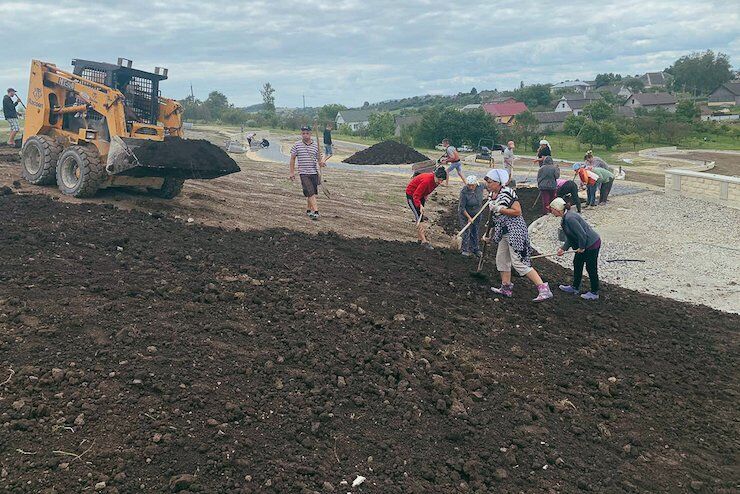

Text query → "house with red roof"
[482,101,528,125]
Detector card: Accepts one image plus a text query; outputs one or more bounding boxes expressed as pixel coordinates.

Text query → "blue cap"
[572,163,582,171]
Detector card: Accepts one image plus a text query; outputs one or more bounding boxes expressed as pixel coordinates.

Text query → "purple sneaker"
[559,285,579,294]
[533,283,553,302]
[491,283,513,297]
[580,292,599,301]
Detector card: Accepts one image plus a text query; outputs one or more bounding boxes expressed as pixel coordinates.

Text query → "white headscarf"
[485,168,509,184]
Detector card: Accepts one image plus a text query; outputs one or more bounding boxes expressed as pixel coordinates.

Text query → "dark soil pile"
[343,140,429,165]
[0,194,738,493]
[435,187,541,237]
[133,137,240,179]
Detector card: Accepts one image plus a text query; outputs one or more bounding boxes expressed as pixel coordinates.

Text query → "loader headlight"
[85,130,97,140]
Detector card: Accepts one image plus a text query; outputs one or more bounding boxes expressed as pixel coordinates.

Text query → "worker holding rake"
[406,167,447,250]
[483,169,553,302]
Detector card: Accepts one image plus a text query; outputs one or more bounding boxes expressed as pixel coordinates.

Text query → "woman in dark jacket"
[549,197,601,301]
[537,156,560,214]
[458,175,485,257]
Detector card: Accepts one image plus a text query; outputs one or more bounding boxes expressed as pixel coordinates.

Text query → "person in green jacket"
[590,166,615,204]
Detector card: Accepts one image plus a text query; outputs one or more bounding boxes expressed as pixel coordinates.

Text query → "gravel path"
[529,190,740,314]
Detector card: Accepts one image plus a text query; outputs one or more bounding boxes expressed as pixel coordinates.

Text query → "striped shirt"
[291,139,319,175]
[494,186,518,209]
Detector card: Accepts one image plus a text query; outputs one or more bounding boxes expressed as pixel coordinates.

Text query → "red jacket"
[406,173,439,208]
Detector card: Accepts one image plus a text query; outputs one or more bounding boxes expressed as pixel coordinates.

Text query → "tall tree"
[512,84,552,108]
[318,104,347,125]
[367,112,396,140]
[260,83,276,112]
[594,73,622,88]
[204,91,229,119]
[675,100,700,123]
[582,100,615,122]
[667,50,733,95]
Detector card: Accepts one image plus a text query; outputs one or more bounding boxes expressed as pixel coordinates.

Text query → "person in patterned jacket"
[483,169,553,302]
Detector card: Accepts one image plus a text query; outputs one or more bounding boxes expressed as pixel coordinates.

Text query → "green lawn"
[539,131,740,164]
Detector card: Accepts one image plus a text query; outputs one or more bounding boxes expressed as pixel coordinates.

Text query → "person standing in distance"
[289,126,325,220]
[3,88,22,146]
[323,123,333,160]
[502,140,515,185]
[440,138,464,184]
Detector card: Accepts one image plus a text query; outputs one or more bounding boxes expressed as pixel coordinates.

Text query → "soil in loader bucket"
[108,137,241,179]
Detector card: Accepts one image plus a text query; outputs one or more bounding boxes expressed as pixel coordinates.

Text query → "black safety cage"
[71,58,168,125]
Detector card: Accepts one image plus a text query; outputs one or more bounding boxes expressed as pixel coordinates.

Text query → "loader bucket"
[106,136,241,179]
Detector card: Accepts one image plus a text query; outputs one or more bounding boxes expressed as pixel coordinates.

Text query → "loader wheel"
[148,178,185,199]
[21,135,63,185]
[55,146,106,198]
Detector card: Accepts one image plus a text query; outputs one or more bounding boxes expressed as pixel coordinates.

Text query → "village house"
[459,104,482,112]
[533,111,569,132]
[624,92,677,112]
[335,109,374,131]
[482,101,528,125]
[639,72,670,89]
[707,81,740,107]
[596,85,632,100]
[553,91,603,116]
[549,80,594,93]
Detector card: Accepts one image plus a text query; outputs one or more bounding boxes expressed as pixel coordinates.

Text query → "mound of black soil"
[0,194,737,493]
[344,140,429,165]
[133,138,240,179]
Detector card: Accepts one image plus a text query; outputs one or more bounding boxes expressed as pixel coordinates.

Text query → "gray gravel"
[529,190,740,313]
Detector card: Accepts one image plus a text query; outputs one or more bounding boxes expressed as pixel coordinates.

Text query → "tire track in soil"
[0,192,737,493]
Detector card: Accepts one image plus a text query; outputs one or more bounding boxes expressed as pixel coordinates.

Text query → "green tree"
[367,112,395,140]
[317,104,347,125]
[667,50,733,95]
[512,110,540,149]
[623,77,644,93]
[598,122,620,149]
[563,114,587,136]
[621,133,641,150]
[512,84,552,108]
[594,73,622,88]
[675,100,700,123]
[260,83,276,113]
[662,121,691,144]
[204,91,229,120]
[470,87,478,95]
[578,120,601,148]
[583,100,615,122]
[597,90,618,106]
[412,108,499,148]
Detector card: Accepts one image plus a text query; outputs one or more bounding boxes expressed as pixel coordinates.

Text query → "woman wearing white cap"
[534,139,551,166]
[458,175,486,257]
[483,169,553,302]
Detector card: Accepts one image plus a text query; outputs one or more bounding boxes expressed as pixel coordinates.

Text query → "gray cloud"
[1,0,737,107]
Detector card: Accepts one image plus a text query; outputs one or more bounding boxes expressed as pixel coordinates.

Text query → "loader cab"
[71,58,168,128]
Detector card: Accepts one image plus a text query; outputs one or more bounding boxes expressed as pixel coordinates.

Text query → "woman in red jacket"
[406,167,447,250]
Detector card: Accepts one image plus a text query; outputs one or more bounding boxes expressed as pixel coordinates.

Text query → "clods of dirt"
[0,185,13,195]
[0,194,737,493]
[132,137,241,178]
[343,140,429,165]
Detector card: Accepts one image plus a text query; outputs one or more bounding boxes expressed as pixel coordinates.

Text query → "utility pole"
[190,83,194,99]
[302,94,306,109]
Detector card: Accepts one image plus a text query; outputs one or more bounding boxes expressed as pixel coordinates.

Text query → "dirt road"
[665,151,739,177]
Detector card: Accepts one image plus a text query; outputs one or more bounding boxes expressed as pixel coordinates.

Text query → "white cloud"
[0,0,737,107]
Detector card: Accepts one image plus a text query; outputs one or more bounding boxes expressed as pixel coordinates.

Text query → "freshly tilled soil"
[0,193,737,493]
[343,140,429,165]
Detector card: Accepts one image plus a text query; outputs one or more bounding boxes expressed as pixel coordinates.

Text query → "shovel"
[314,123,331,199]
[530,250,576,260]
[450,199,492,250]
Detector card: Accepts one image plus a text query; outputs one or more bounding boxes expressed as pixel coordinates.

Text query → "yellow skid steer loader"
[20,58,239,198]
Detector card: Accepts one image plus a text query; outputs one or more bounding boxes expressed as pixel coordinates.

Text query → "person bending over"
[406,167,447,250]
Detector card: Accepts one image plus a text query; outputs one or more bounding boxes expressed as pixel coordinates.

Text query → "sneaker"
[313,211,320,219]
[491,283,513,297]
[421,242,434,251]
[461,251,472,257]
[580,292,599,301]
[532,283,553,302]
[306,210,312,217]
[308,211,318,221]
[559,285,579,294]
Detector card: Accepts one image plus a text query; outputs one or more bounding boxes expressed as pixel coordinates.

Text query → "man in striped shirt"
[289,126,325,220]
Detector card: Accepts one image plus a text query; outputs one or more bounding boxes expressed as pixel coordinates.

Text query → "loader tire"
[55,146,106,198]
[21,135,63,185]
[148,178,185,199]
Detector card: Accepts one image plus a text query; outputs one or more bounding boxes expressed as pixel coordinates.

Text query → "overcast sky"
[1,0,737,108]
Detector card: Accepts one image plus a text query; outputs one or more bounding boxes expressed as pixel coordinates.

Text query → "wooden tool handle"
[457,200,492,237]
